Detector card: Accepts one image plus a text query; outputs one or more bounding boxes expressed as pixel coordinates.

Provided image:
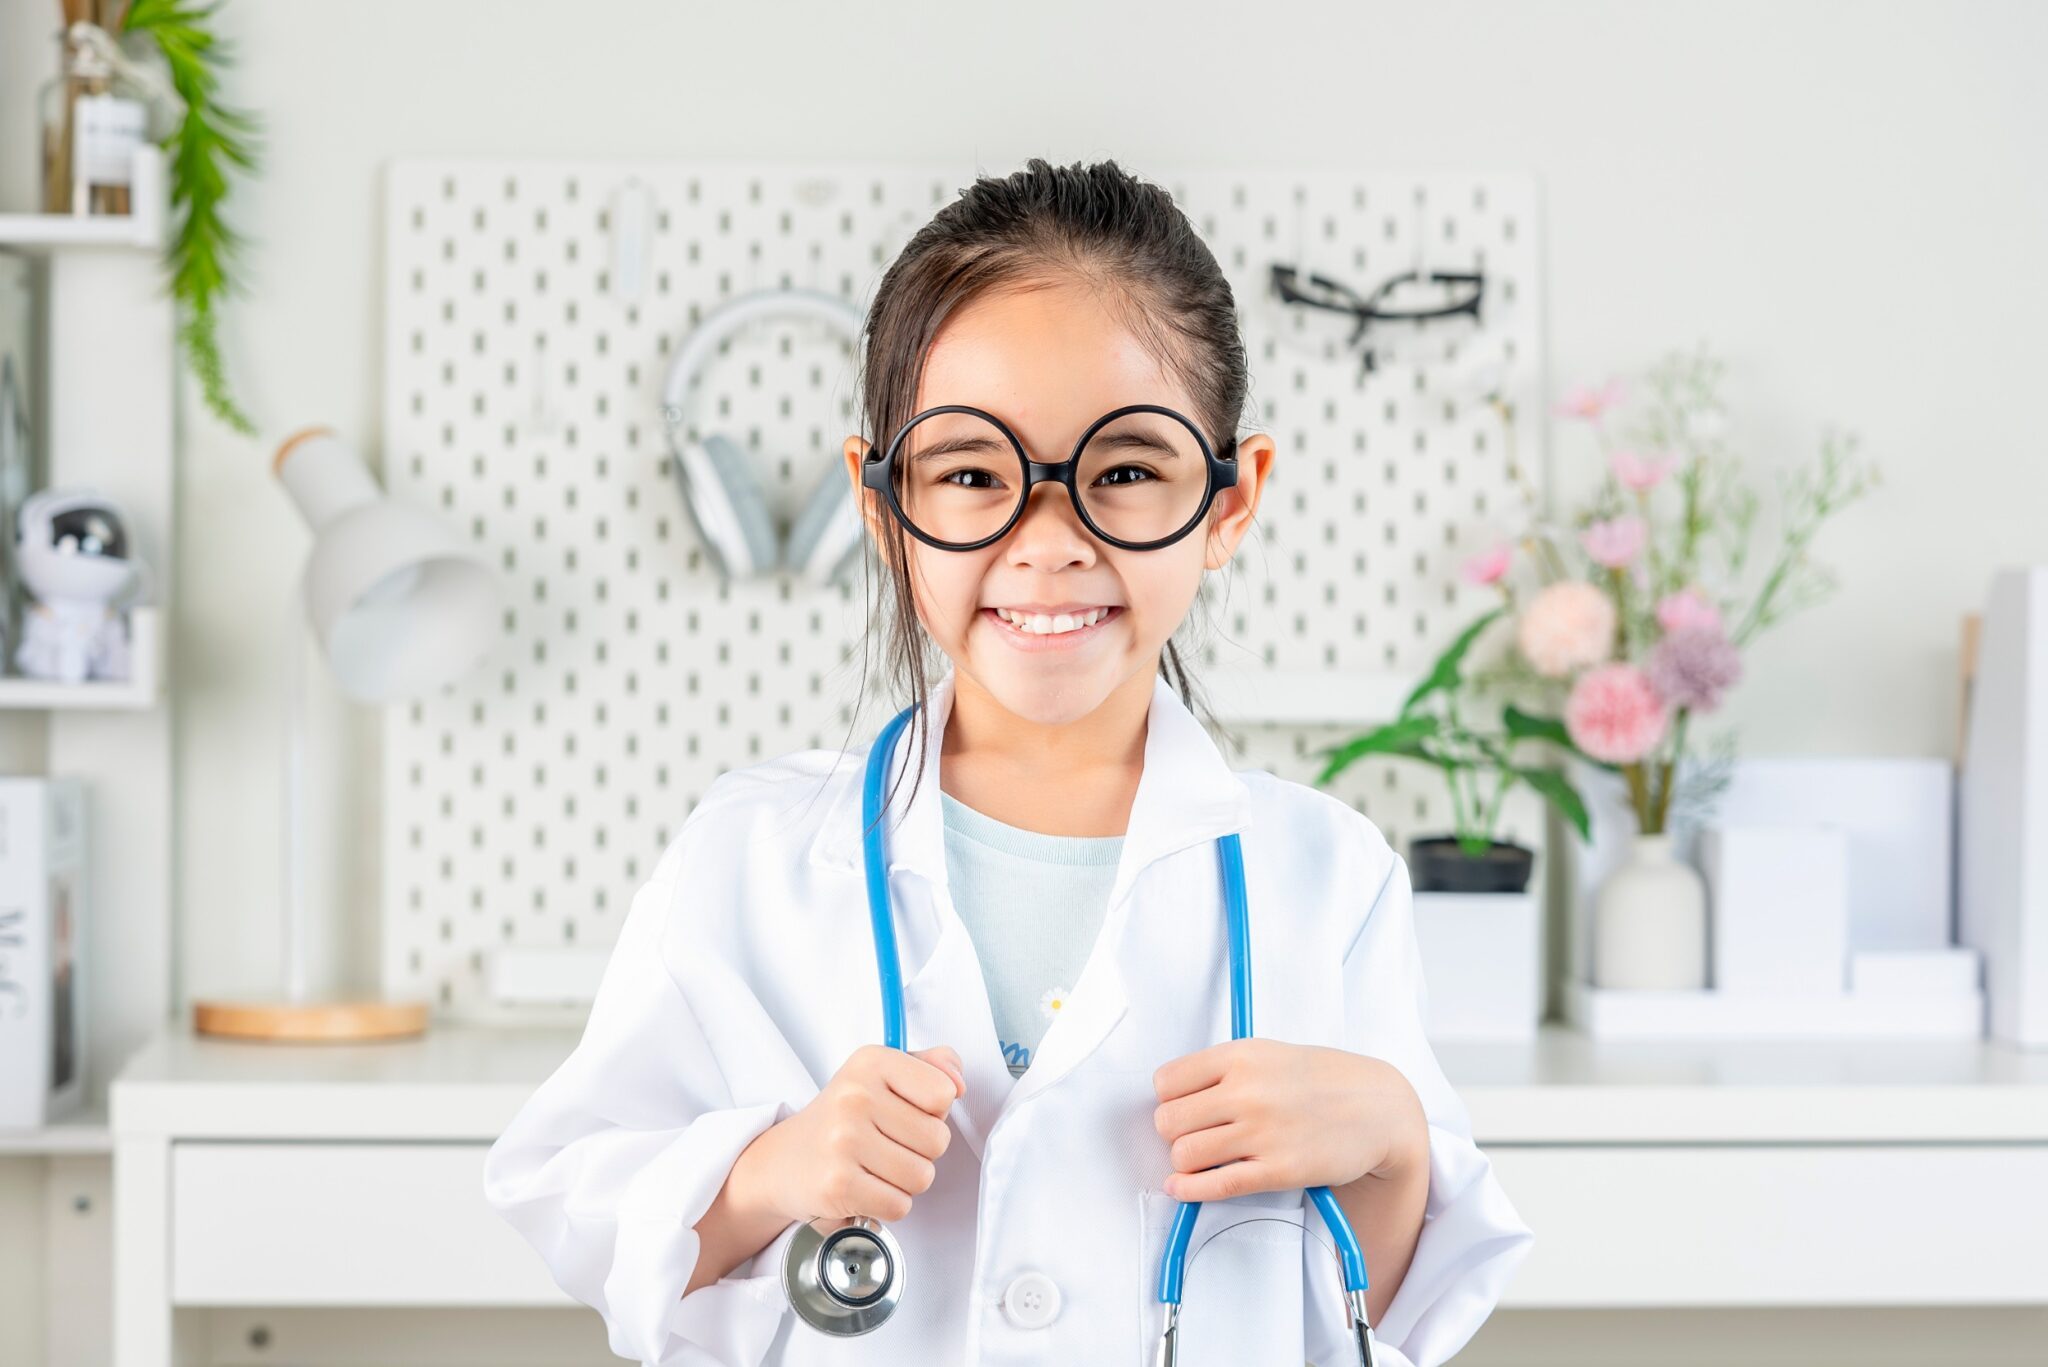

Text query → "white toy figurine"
[12,487,147,684]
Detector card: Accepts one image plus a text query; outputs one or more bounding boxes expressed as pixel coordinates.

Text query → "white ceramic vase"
[1593,833,1708,990]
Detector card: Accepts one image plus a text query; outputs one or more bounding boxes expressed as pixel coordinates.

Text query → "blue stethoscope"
[780,702,1378,1364]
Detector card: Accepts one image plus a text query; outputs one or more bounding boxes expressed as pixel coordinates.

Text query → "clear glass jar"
[38,8,150,217]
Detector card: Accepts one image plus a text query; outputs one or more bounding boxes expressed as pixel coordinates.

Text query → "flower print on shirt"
[1039,985,1070,1019]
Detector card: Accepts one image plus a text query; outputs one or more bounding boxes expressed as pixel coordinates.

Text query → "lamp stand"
[191,584,429,1041]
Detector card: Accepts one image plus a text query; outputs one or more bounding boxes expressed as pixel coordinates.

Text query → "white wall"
[4,1,2046,1360]
[6,0,2043,1011]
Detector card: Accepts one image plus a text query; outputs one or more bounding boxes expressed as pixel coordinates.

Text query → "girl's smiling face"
[843,277,1274,728]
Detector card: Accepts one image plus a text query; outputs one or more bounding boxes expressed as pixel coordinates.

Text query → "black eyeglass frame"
[860,403,1240,553]
[1270,263,1487,345]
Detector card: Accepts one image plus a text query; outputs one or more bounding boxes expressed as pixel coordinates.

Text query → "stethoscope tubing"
[1155,831,1369,1303]
[864,703,919,1052]
[860,701,1373,1331]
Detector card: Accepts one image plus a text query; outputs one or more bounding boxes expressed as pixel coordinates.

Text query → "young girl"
[485,158,1533,1367]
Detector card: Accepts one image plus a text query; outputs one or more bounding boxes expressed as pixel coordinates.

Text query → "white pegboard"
[380,160,1547,1019]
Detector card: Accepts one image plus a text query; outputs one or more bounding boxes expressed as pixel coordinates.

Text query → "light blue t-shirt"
[939,791,1124,1080]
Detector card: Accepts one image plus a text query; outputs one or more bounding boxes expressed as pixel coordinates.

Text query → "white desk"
[107,1024,2048,1365]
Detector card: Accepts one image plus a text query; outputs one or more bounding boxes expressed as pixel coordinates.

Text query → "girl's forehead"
[915,282,1196,443]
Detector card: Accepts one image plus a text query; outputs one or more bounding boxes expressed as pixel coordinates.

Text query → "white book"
[0,776,87,1128]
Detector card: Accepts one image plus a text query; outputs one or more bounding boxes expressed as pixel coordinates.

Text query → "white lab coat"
[483,664,1534,1366]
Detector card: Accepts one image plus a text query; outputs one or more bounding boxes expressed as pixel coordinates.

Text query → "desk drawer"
[171,1142,571,1306]
[1491,1144,2048,1308]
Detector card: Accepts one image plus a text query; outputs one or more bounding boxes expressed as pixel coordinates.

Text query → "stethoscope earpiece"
[781,1214,906,1336]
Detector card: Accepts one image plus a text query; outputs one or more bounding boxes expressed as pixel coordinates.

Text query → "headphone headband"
[660,287,867,434]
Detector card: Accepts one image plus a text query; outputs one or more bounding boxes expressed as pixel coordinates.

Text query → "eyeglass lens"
[890,409,1210,547]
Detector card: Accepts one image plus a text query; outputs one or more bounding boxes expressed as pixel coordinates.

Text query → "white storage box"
[1412,890,1540,1040]
[1712,758,1954,952]
[1698,825,1850,995]
[1850,947,1982,996]
[1567,756,1957,989]
[0,776,88,1128]
[1565,981,1985,1039]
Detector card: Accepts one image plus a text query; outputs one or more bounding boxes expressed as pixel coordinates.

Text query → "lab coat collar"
[807,664,1253,1159]
[808,663,1254,909]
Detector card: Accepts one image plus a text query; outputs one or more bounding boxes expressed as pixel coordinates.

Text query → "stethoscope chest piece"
[781,1215,905,1335]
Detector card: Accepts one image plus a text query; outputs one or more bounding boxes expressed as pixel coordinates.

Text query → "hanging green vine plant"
[119,0,263,437]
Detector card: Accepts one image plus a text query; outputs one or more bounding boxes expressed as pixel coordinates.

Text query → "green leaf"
[1312,715,1441,785]
[1511,765,1591,841]
[1503,703,1626,774]
[124,0,264,434]
[1398,606,1507,716]
[1502,704,1570,747]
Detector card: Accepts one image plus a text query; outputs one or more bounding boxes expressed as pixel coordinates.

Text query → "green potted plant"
[1312,592,1601,1039]
[1313,599,1595,895]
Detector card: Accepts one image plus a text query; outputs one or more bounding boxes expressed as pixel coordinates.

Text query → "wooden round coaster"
[191,998,430,1041]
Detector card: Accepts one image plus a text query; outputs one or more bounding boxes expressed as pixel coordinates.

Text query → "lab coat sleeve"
[482,825,799,1366]
[1319,842,1535,1367]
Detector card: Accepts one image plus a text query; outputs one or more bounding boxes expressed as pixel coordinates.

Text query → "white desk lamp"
[192,428,503,1041]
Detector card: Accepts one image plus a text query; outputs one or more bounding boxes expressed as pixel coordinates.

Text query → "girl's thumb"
[914,1046,967,1098]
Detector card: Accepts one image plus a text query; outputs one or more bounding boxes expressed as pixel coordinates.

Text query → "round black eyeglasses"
[860,404,1239,553]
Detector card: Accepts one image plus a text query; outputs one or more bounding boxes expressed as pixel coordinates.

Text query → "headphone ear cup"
[784,462,863,588]
[670,432,778,578]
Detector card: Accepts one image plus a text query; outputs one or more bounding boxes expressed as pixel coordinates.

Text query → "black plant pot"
[1408,836,1535,894]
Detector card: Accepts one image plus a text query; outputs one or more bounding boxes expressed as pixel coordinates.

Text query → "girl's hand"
[743,1044,965,1226]
[1151,1039,1427,1202]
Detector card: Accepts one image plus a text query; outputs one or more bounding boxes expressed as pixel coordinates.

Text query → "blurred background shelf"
[0,96,177,1367]
[0,1102,110,1156]
[0,604,162,709]
[0,145,165,253]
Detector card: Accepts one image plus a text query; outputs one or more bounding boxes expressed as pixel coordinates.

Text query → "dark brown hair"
[844,157,1257,834]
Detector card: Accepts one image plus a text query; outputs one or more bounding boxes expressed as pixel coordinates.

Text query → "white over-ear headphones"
[660,288,867,588]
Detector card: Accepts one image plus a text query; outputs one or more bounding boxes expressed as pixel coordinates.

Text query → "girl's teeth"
[996,607,1107,635]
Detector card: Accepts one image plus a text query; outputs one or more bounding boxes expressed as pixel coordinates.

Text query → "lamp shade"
[273,427,501,702]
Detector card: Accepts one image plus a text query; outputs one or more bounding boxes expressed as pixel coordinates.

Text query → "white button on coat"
[483,663,1535,1366]
[1001,1270,1061,1328]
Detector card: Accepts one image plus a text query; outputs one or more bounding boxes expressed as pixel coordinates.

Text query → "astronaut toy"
[11,487,147,685]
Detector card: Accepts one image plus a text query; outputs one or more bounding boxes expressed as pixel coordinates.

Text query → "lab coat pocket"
[1135,1185,1307,1367]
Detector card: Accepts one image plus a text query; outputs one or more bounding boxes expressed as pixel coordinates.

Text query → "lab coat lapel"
[807,665,1253,1159]
[995,672,1253,1119]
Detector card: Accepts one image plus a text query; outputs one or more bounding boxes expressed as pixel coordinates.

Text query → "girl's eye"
[1095,465,1157,487]
[939,467,1006,490]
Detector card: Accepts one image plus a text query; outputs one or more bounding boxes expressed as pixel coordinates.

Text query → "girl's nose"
[1005,478,1096,564]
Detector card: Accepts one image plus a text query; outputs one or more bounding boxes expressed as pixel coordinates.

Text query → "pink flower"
[1517,581,1615,678]
[1610,448,1677,494]
[1580,515,1646,569]
[1461,542,1513,587]
[1655,587,1723,636]
[1557,378,1625,422]
[1566,663,1669,763]
[1648,626,1743,713]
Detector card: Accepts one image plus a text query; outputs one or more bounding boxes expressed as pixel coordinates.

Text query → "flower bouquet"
[1514,346,1878,985]
[1319,345,1877,989]
[1531,347,1877,834]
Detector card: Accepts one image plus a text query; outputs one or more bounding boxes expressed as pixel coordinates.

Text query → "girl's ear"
[1204,433,1276,570]
[842,435,892,551]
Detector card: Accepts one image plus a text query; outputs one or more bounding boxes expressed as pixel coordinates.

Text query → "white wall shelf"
[1202,666,1411,727]
[0,121,177,1367]
[0,604,163,709]
[0,145,166,253]
[0,1103,110,1156]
